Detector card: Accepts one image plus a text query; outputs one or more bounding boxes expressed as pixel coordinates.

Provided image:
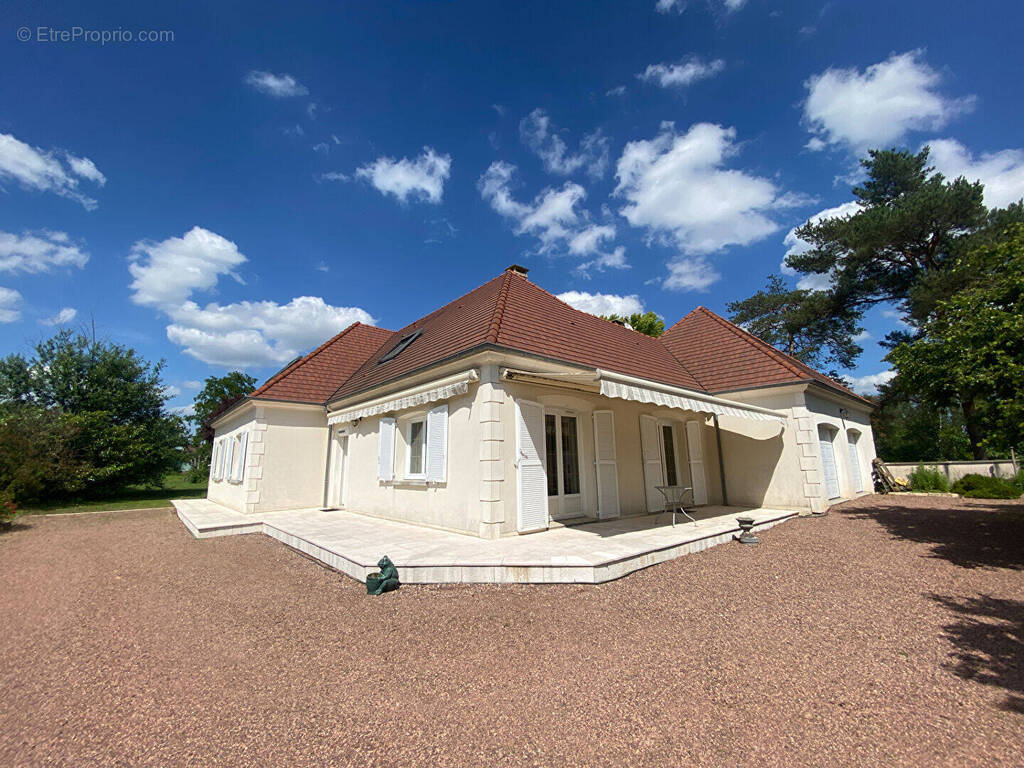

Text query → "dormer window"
[377,330,422,364]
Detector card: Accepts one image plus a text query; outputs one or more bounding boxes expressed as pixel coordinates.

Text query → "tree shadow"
[0,519,33,536]
[929,593,1024,714]
[837,500,1024,570]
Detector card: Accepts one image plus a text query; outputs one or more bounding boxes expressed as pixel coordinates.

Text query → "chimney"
[610,319,626,326]
[506,264,529,277]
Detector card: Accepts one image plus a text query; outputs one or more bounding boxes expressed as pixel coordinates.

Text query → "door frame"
[544,407,585,520]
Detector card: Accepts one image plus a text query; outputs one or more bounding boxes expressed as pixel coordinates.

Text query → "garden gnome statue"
[371,555,401,595]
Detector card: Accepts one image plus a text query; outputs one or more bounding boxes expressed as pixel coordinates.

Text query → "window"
[561,416,580,495]
[405,418,426,478]
[544,412,580,498]
[211,442,221,481]
[661,424,678,486]
[378,330,422,364]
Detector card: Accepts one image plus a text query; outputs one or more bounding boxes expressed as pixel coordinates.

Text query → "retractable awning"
[327,369,479,425]
[596,370,786,423]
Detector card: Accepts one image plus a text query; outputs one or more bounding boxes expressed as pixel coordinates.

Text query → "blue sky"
[3,0,1022,411]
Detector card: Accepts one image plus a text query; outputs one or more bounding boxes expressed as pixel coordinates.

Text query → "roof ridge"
[486,271,514,343]
[695,306,809,379]
[663,306,704,336]
[693,307,866,401]
[252,322,393,402]
[251,322,365,397]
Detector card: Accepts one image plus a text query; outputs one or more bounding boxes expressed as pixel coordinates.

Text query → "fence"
[884,460,1019,483]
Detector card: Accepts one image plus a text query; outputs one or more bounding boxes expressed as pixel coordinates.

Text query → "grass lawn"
[16,472,207,516]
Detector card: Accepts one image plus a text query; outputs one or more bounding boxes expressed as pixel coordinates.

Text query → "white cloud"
[519,109,610,179]
[129,227,374,367]
[656,0,746,12]
[556,291,645,317]
[0,230,89,274]
[664,255,720,292]
[927,138,1024,209]
[65,154,106,186]
[853,330,871,342]
[606,85,627,97]
[162,384,182,399]
[803,51,973,152]
[41,307,77,326]
[181,380,203,390]
[0,132,105,209]
[170,403,196,417]
[478,161,626,273]
[244,70,309,97]
[615,122,800,256]
[319,171,350,182]
[356,147,451,204]
[0,286,22,323]
[129,227,247,311]
[847,369,895,395]
[638,56,725,89]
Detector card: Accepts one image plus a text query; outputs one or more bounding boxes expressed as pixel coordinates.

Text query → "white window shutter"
[592,410,620,519]
[378,417,396,482]
[425,404,448,483]
[640,414,663,512]
[235,432,248,483]
[685,420,708,505]
[214,440,224,481]
[225,438,235,484]
[515,399,548,532]
[211,442,220,481]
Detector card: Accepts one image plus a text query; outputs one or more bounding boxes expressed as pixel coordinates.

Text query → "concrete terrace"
[173,499,797,584]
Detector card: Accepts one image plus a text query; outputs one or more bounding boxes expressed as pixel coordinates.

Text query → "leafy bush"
[907,464,952,492]
[951,473,1022,499]
[0,331,186,505]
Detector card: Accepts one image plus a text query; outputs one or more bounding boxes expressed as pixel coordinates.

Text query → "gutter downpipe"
[713,414,729,507]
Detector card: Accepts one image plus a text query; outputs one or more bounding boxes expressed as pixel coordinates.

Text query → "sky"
[2,0,1022,412]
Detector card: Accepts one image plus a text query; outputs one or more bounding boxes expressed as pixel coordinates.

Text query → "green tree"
[0,331,186,502]
[187,372,258,478]
[727,275,863,372]
[601,311,665,337]
[787,147,992,321]
[886,226,1024,458]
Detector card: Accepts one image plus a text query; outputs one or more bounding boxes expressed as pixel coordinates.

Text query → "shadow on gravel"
[0,520,33,536]
[839,501,1024,570]
[929,593,1024,714]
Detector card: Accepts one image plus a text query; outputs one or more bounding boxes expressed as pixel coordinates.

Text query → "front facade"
[207,267,876,538]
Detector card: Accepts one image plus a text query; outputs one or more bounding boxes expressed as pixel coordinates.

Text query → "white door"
[847,432,863,492]
[328,433,348,507]
[819,425,840,499]
[640,415,664,512]
[515,399,549,532]
[545,411,583,520]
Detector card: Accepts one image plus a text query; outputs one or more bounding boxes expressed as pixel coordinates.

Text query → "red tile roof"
[249,322,394,404]
[330,269,705,401]
[249,269,867,408]
[659,306,869,404]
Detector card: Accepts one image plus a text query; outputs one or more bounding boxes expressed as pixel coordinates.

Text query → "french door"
[544,411,582,519]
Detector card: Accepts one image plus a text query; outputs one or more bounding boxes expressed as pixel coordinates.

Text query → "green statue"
[369,555,400,595]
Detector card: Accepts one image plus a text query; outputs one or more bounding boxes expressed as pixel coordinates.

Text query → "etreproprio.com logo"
[17,26,175,44]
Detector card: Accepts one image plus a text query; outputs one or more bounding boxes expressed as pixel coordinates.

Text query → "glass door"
[545,412,582,519]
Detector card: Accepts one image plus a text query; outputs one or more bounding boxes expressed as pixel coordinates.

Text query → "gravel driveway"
[1,495,1021,767]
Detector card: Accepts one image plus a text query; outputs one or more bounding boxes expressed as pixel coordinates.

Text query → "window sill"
[382,478,446,488]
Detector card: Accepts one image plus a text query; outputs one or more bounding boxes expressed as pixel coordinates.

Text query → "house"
[207,265,875,538]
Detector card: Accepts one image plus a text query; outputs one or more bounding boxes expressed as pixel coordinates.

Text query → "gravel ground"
[1,496,1021,767]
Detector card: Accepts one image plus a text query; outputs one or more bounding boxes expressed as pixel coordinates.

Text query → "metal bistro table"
[655,485,697,526]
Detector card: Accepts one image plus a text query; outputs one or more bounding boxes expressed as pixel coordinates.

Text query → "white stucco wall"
[337,388,483,536]
[208,402,328,514]
[723,385,876,513]
[206,407,255,513]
